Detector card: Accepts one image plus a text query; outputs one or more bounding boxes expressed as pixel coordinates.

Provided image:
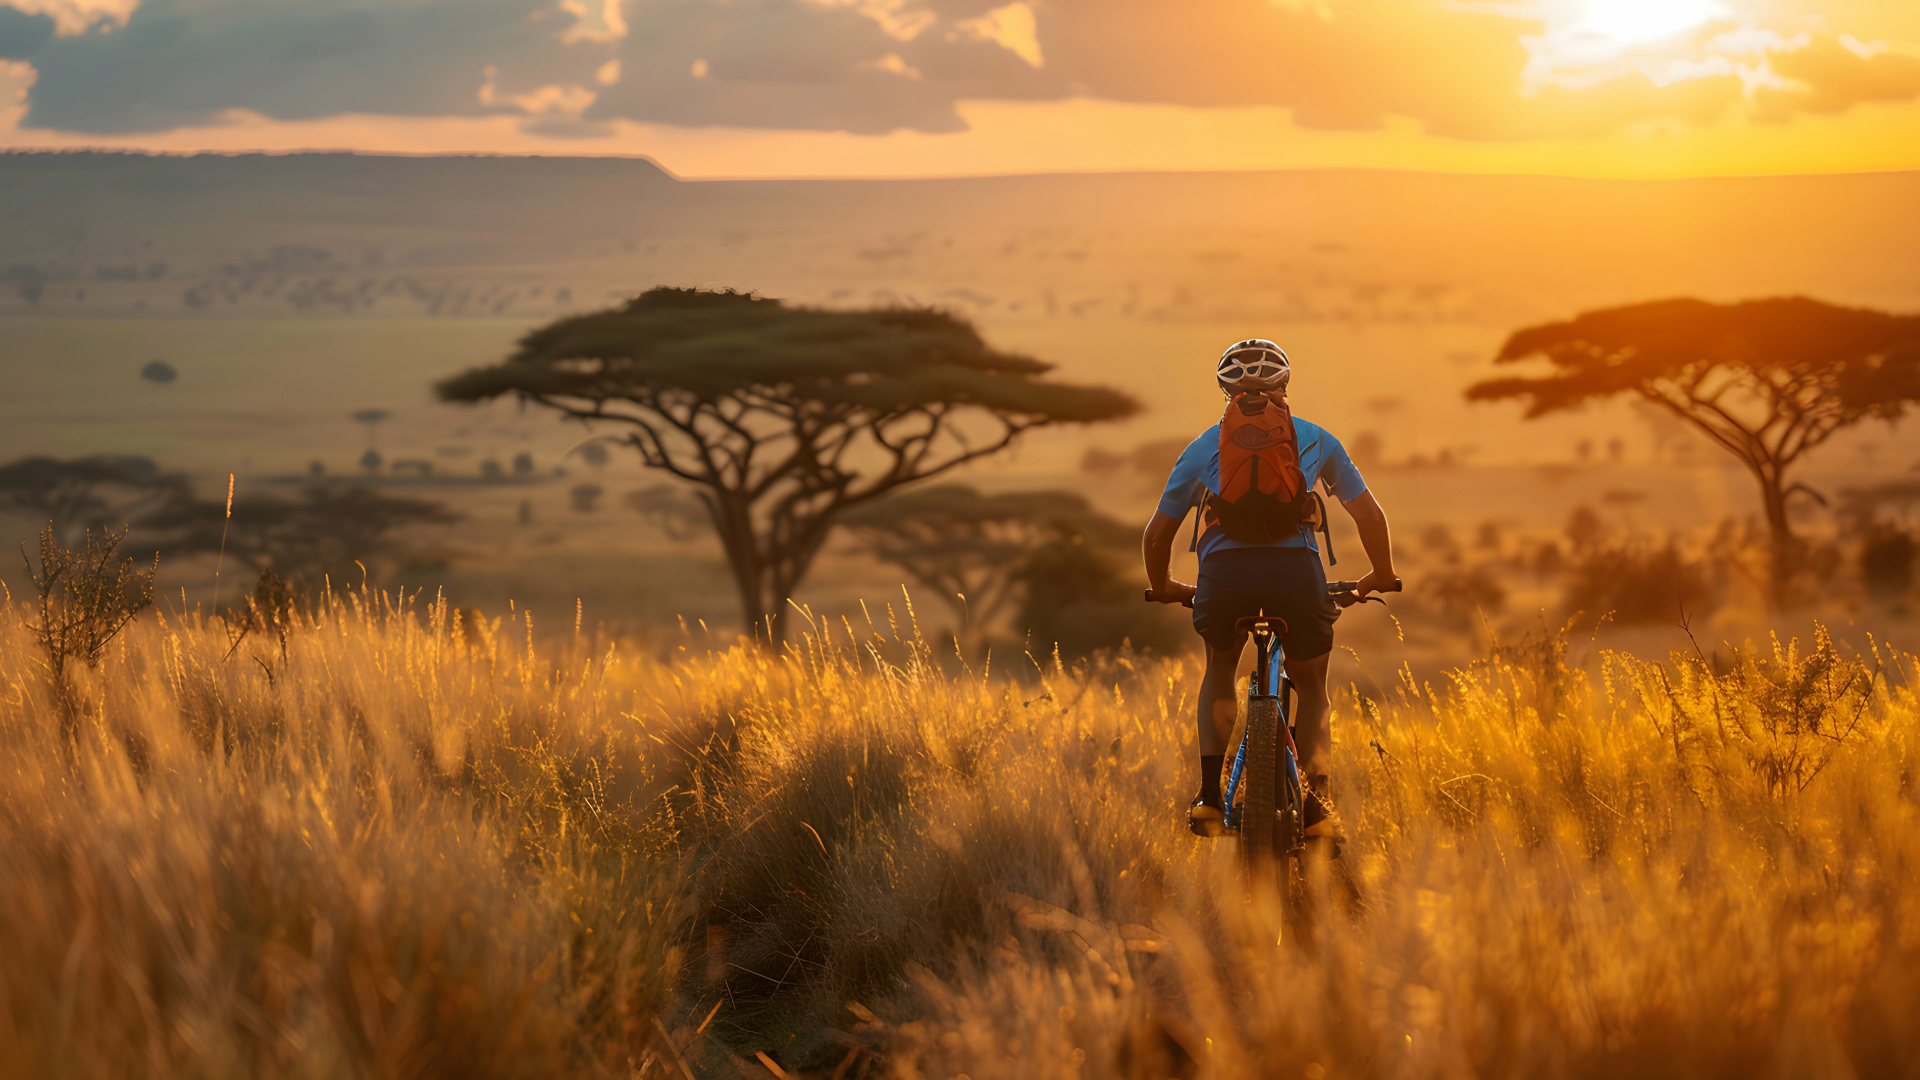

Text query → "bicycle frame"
[1222,624,1304,832]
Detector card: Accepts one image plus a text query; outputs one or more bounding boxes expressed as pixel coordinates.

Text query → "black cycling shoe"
[1188,794,1226,838]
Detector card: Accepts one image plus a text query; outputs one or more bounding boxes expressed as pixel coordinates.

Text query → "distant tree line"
[0,455,459,594]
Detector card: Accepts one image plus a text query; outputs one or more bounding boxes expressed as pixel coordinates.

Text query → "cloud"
[0,57,33,128]
[1755,33,1920,118]
[1029,0,1746,139]
[581,0,1046,134]
[5,0,135,36]
[0,6,53,58]
[1,0,1915,141]
[1030,0,1917,139]
[12,0,597,133]
[955,2,1042,68]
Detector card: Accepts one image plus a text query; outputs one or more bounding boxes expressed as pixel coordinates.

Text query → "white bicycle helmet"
[1217,338,1290,391]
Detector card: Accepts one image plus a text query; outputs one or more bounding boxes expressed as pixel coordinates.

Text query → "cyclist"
[1143,339,1399,839]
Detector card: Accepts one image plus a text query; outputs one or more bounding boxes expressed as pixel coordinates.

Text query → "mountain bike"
[1146,578,1401,905]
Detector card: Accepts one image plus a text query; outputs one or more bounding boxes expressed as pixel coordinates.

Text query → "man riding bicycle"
[1143,339,1400,839]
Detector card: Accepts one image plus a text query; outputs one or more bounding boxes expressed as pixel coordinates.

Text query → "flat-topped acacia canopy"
[1474,297,1920,420]
[437,287,1138,640]
[437,288,1132,420]
[1469,295,1920,603]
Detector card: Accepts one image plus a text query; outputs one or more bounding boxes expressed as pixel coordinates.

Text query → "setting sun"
[1575,0,1726,46]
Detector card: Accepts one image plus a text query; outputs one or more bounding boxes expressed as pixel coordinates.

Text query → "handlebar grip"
[1143,588,1196,609]
[1329,578,1404,594]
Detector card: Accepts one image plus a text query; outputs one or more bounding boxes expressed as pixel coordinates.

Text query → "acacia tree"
[140,485,459,590]
[1469,296,1920,601]
[0,455,189,546]
[838,484,1132,650]
[436,287,1137,641]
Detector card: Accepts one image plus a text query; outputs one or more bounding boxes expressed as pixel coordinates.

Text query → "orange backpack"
[1200,390,1333,556]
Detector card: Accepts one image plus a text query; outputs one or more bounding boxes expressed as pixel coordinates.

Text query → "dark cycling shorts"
[1191,546,1336,660]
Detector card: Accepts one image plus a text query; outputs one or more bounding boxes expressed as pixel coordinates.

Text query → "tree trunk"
[761,515,845,648]
[729,562,769,644]
[704,492,774,644]
[763,554,817,648]
[1748,459,1797,609]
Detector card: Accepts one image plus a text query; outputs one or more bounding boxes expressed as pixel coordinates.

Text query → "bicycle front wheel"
[1239,693,1289,906]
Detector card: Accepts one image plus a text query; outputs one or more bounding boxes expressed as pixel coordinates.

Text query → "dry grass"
[3,589,1918,1079]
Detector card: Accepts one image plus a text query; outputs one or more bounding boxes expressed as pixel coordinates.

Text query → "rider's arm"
[1341,490,1398,597]
[1145,436,1208,604]
[1143,511,1195,603]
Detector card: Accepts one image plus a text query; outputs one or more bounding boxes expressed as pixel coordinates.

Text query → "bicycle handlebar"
[1142,587,1196,608]
[1328,578,1403,595]
[1144,577,1404,608]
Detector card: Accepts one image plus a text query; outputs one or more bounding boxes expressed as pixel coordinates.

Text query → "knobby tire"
[1240,695,1292,910]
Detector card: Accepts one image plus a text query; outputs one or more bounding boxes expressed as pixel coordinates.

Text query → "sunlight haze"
[0,0,1915,177]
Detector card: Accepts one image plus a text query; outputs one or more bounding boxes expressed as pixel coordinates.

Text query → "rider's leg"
[1283,649,1343,839]
[1282,649,1333,776]
[1189,633,1244,825]
[1198,633,1246,757]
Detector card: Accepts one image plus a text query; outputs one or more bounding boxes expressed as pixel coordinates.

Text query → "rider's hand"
[1354,569,1398,599]
[1150,581,1196,605]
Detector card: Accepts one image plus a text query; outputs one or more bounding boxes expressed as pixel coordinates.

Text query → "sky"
[0,0,1917,178]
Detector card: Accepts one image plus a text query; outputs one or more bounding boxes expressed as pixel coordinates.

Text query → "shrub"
[1859,527,1916,595]
[1427,564,1508,625]
[1014,535,1187,657]
[1564,504,1606,549]
[1563,540,1713,625]
[20,525,155,737]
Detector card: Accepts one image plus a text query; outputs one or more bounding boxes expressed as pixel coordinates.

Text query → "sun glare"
[1575,0,1723,46]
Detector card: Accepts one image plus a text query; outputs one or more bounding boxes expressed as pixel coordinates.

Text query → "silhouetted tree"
[141,485,458,590]
[0,455,189,547]
[436,287,1136,641]
[838,484,1130,649]
[625,483,709,541]
[352,408,390,443]
[1470,297,1920,602]
[1014,525,1188,658]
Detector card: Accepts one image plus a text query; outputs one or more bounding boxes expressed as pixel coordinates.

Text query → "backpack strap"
[1188,483,1204,553]
[1314,491,1336,565]
[1298,436,1334,565]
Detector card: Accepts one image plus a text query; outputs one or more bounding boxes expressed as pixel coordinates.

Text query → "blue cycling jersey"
[1154,416,1367,563]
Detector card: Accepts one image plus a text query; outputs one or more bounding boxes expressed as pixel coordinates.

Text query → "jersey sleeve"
[1154,434,1211,519]
[1316,432,1369,503]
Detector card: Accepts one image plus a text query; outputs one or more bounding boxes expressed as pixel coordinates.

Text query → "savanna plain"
[6,569,1918,1079]
[6,155,1920,1078]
